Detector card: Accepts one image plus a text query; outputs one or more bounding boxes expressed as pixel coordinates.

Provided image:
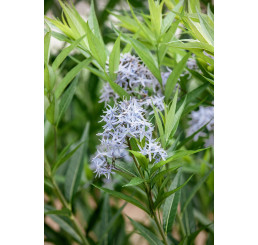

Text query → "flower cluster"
[91,98,167,178]
[187,106,214,146]
[100,53,167,113]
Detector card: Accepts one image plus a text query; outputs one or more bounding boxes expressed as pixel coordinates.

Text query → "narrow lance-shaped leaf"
[57,75,79,126]
[123,177,145,187]
[44,31,51,65]
[151,148,207,175]
[128,150,148,169]
[163,168,182,234]
[55,58,92,99]
[52,34,87,71]
[85,23,107,69]
[64,123,90,202]
[127,36,162,82]
[154,174,193,209]
[88,0,104,44]
[165,52,191,101]
[181,167,213,214]
[161,0,183,34]
[109,36,120,81]
[128,217,164,245]
[148,0,163,37]
[92,184,150,214]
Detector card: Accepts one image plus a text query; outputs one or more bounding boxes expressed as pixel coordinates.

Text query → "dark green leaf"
[64,123,90,202]
[92,184,150,214]
[163,168,182,234]
[128,217,163,245]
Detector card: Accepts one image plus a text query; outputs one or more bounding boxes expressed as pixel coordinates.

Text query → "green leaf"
[129,38,162,84]
[45,206,81,242]
[123,177,145,187]
[128,217,163,245]
[52,34,87,71]
[163,168,182,234]
[165,88,178,142]
[151,165,181,184]
[88,0,103,44]
[99,203,127,244]
[52,141,85,173]
[44,31,51,65]
[165,52,191,101]
[177,83,209,108]
[46,97,58,125]
[44,208,71,217]
[181,168,213,214]
[153,106,165,148]
[168,40,214,54]
[105,75,130,100]
[85,23,107,69]
[57,75,79,126]
[64,123,90,202]
[154,174,193,209]
[151,148,206,175]
[198,13,214,46]
[109,36,120,80]
[92,184,150,214]
[44,64,56,91]
[148,0,163,37]
[159,20,180,63]
[161,0,183,34]
[128,150,148,169]
[55,58,92,99]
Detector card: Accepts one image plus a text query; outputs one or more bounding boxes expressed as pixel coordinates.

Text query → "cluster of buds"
[91,98,167,178]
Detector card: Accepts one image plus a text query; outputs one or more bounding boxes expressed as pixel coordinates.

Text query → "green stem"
[127,139,168,245]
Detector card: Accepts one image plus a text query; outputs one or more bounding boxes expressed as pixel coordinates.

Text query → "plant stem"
[53,126,57,162]
[127,139,168,245]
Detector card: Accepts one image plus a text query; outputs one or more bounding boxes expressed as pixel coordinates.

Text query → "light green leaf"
[88,0,103,44]
[85,23,107,69]
[151,148,206,175]
[55,58,92,99]
[44,31,51,65]
[198,13,214,46]
[64,123,90,202]
[128,217,163,245]
[165,52,190,101]
[123,177,145,187]
[52,34,87,71]
[148,0,163,37]
[161,0,183,34]
[130,38,162,84]
[46,97,58,125]
[168,40,214,54]
[163,168,182,234]
[128,150,148,169]
[159,20,180,63]
[92,184,150,214]
[109,36,120,80]
[44,208,71,217]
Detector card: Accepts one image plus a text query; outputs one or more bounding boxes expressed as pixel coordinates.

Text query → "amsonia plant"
[44,0,214,244]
